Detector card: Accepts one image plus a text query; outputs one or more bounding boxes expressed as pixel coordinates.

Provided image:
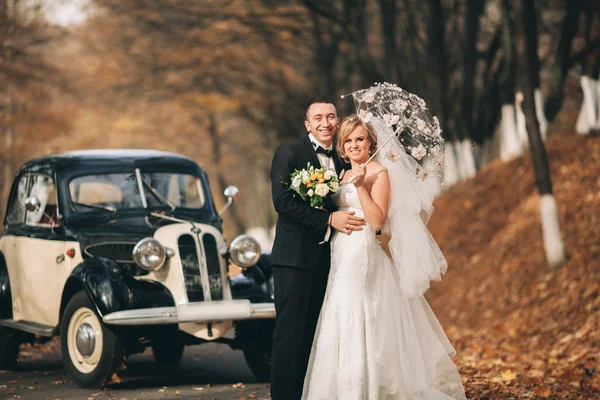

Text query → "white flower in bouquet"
[411,144,427,160]
[286,162,340,208]
[358,109,373,123]
[315,183,330,197]
[292,176,302,189]
[383,113,400,127]
[301,170,310,182]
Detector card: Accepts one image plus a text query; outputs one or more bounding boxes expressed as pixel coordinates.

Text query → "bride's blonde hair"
[337,114,377,161]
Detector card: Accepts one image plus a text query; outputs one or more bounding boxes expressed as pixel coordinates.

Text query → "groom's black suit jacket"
[270,134,348,270]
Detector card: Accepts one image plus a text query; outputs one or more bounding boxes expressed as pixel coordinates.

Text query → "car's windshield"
[69,172,205,213]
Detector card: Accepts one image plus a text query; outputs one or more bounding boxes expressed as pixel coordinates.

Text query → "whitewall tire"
[60,291,124,388]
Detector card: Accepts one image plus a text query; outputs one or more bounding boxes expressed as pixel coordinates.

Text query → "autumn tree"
[513,0,566,269]
[84,0,317,238]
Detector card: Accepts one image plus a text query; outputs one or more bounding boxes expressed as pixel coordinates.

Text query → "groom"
[269,96,365,399]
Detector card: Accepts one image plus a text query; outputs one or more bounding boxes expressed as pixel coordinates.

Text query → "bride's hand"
[352,164,366,187]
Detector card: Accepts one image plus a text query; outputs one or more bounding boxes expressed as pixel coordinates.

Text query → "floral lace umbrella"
[342,82,444,180]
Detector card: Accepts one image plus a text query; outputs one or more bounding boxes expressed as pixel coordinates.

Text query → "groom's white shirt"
[308,133,335,170]
[309,133,334,243]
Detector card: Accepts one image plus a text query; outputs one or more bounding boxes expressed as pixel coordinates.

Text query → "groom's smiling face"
[305,102,339,147]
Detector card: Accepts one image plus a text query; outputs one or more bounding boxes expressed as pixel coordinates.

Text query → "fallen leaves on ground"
[427,134,600,398]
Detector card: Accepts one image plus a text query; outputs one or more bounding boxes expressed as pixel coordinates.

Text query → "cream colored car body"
[0,236,83,327]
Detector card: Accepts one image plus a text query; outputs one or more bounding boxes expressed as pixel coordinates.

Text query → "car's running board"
[103,300,276,326]
[0,319,55,337]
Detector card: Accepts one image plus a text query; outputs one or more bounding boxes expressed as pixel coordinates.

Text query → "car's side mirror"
[224,186,239,199]
[24,196,41,212]
[218,186,239,216]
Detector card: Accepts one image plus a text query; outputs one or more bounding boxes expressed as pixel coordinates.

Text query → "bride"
[302,114,466,399]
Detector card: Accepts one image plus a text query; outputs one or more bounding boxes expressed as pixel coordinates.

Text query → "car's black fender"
[60,258,175,318]
[231,253,273,304]
[0,254,12,319]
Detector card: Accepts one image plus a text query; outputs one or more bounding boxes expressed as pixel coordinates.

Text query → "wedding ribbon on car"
[341,82,445,184]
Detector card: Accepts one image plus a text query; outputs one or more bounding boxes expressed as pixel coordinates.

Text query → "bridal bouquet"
[287,163,340,208]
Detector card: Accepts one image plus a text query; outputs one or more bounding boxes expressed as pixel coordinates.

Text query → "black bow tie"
[315,146,334,157]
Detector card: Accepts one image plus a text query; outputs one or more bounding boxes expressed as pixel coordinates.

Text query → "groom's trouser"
[270,251,330,400]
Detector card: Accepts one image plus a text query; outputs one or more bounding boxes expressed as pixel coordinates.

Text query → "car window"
[25,175,61,227]
[74,182,123,204]
[69,172,205,212]
[6,176,28,225]
[162,174,205,208]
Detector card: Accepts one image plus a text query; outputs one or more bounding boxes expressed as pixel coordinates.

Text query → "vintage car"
[0,150,275,387]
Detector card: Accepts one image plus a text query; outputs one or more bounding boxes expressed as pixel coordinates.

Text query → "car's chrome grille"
[178,234,204,302]
[84,242,136,263]
[202,234,223,301]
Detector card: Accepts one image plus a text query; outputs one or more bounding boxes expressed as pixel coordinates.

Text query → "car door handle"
[56,254,65,264]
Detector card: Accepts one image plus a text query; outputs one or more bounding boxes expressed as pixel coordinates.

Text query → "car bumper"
[102,300,276,326]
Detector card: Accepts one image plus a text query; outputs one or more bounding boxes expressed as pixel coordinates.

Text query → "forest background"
[2,1,600,397]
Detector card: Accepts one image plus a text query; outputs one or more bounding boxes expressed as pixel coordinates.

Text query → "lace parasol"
[342,82,444,181]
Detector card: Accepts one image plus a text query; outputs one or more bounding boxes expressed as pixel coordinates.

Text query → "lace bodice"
[333,183,363,211]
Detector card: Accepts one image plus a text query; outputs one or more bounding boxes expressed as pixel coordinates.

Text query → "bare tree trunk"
[514,0,566,270]
[576,11,598,135]
[0,0,16,220]
[515,91,529,152]
[311,13,342,97]
[206,113,246,235]
[301,0,384,85]
[2,95,15,217]
[523,0,548,140]
[544,1,582,121]
[576,74,597,134]
[462,0,483,141]
[442,142,460,188]
[498,0,521,160]
[378,0,399,83]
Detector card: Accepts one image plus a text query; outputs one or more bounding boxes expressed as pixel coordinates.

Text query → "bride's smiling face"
[343,126,371,164]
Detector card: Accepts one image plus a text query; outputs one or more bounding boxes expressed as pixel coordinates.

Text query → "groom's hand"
[330,211,366,235]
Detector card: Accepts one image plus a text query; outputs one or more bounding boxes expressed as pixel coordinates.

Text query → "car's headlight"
[229,235,261,268]
[133,238,166,271]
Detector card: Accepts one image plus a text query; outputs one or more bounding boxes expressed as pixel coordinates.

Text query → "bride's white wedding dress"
[302,181,466,399]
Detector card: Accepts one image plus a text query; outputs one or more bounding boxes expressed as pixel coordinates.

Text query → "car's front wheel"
[243,347,271,382]
[0,329,20,370]
[60,291,124,388]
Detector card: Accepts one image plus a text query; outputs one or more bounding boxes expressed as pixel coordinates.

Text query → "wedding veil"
[370,117,447,298]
